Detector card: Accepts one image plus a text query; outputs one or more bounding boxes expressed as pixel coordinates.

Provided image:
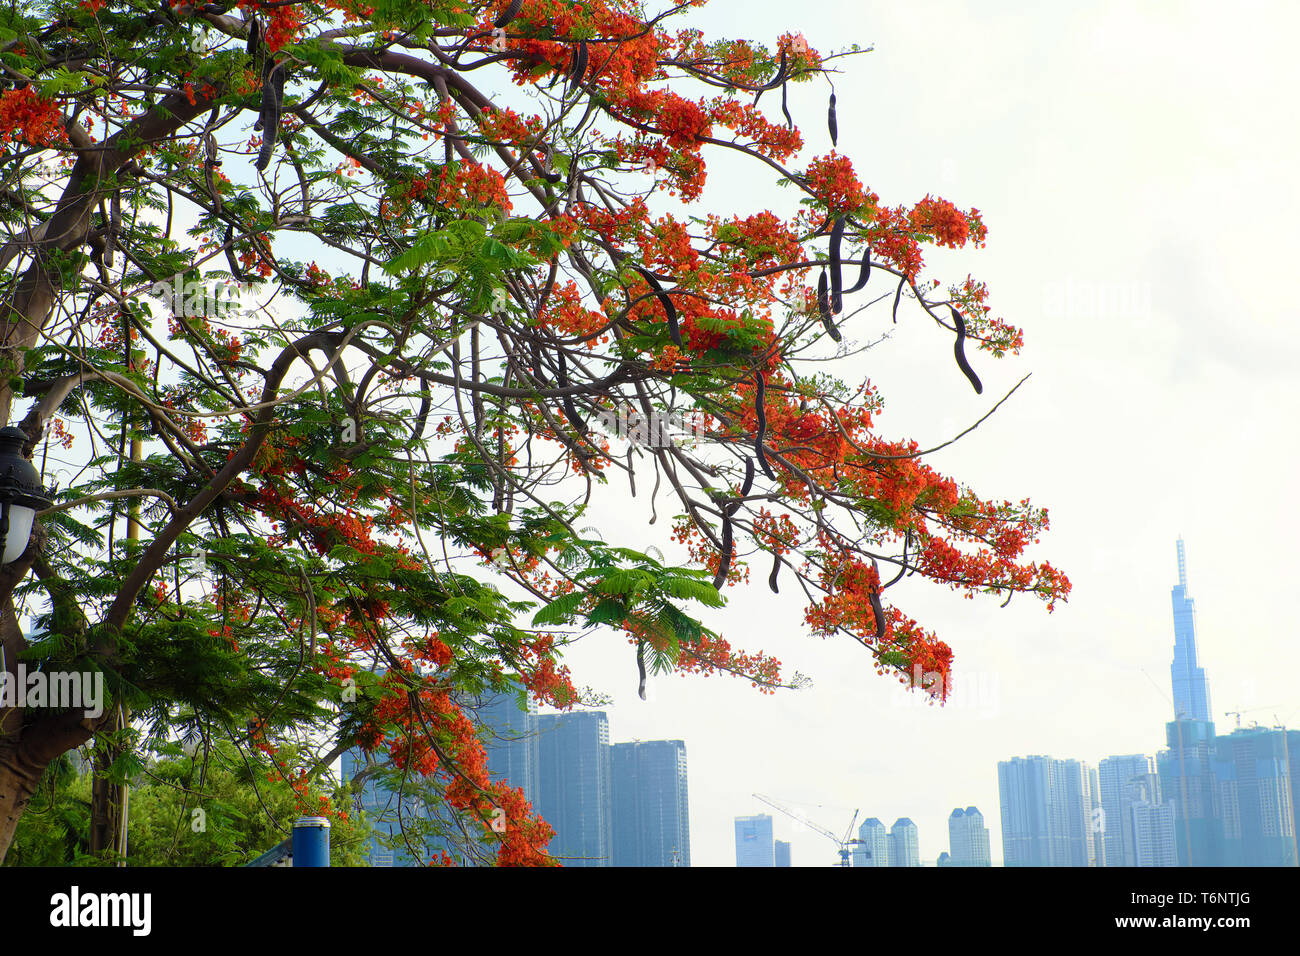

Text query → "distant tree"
[7,742,369,865]
[0,0,1070,863]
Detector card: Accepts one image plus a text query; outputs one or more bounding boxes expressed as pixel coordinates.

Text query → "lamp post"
[0,426,51,565]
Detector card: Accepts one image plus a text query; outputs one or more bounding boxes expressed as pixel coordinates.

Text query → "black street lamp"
[0,426,52,565]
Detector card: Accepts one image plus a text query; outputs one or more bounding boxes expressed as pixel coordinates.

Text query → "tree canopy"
[0,0,1070,864]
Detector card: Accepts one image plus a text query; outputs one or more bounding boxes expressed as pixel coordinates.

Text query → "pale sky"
[540,0,1300,866]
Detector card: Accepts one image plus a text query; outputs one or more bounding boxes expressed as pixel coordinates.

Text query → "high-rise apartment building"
[1211,726,1297,866]
[853,817,889,867]
[1129,800,1179,866]
[735,813,775,867]
[947,807,992,866]
[889,818,920,867]
[610,740,690,867]
[998,756,1098,866]
[477,689,539,805]
[536,711,613,866]
[339,746,454,866]
[1098,754,1161,867]
[1158,718,1222,866]
[775,840,792,867]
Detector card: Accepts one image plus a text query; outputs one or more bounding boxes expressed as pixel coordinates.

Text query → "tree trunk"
[0,746,46,861]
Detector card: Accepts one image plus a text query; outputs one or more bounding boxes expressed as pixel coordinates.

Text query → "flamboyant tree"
[0,0,1069,864]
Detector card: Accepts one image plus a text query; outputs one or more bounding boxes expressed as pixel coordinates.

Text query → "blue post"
[293,816,331,867]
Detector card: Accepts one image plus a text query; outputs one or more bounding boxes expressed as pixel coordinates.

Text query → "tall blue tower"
[1170,538,1212,721]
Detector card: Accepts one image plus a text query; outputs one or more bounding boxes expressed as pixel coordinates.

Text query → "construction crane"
[1224,704,1282,730]
[753,793,864,867]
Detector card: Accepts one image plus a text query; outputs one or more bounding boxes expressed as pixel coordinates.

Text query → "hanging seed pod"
[637,266,682,348]
[556,352,588,432]
[868,583,887,639]
[739,455,755,498]
[816,269,840,342]
[827,91,838,146]
[247,16,260,57]
[845,245,871,294]
[768,551,782,594]
[256,61,285,172]
[223,224,248,282]
[712,514,733,590]
[637,639,647,700]
[205,162,222,216]
[754,48,788,105]
[755,372,775,479]
[828,215,844,314]
[494,0,523,28]
[891,275,906,323]
[950,305,983,394]
[568,40,588,94]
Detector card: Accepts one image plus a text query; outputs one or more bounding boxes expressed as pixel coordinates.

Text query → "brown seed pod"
[739,455,755,498]
[892,275,906,323]
[556,352,588,432]
[817,269,840,342]
[636,266,682,348]
[768,551,782,594]
[494,0,523,28]
[950,305,983,394]
[568,40,588,94]
[754,48,788,105]
[868,558,887,639]
[712,514,733,591]
[755,372,775,479]
[828,215,844,314]
[256,61,285,172]
[845,245,871,294]
[637,639,647,700]
[827,91,838,146]
[224,224,248,282]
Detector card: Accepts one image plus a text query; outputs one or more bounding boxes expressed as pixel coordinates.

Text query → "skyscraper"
[1157,539,1224,866]
[998,756,1098,866]
[340,746,453,865]
[1211,726,1297,866]
[1157,719,1221,866]
[1129,800,1178,867]
[477,689,539,805]
[947,807,992,866]
[735,813,775,867]
[1098,754,1162,867]
[536,711,613,866]
[1060,760,1101,866]
[610,740,690,866]
[774,840,792,867]
[854,817,889,867]
[889,818,920,867]
[1170,538,1212,722]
